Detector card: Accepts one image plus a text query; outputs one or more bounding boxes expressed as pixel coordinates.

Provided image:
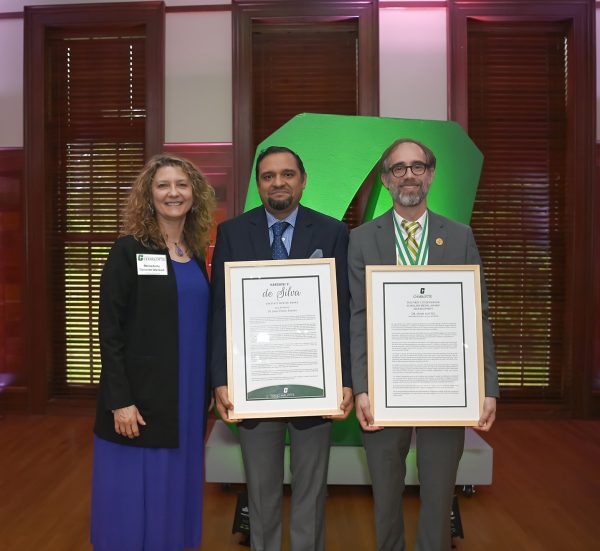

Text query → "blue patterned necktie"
[271,221,290,260]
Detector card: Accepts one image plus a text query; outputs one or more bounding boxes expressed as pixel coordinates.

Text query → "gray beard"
[268,196,293,211]
[391,187,426,207]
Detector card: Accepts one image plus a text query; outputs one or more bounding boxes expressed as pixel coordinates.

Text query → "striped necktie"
[401,219,420,263]
[271,221,289,260]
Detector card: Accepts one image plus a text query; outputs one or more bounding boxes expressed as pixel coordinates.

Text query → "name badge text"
[136,254,168,275]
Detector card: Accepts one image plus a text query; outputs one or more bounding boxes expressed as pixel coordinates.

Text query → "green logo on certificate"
[247,385,325,400]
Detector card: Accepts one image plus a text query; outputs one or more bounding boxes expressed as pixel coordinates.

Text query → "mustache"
[269,187,292,195]
[398,178,421,188]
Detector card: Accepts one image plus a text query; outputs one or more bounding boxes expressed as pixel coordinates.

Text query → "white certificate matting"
[226,259,343,419]
[367,265,484,426]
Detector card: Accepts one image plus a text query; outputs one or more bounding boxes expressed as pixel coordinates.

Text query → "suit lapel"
[247,207,273,260]
[288,205,313,259]
[376,210,397,265]
[427,210,447,265]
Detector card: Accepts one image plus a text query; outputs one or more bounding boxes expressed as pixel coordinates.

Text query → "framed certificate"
[225,258,343,419]
[367,265,484,426]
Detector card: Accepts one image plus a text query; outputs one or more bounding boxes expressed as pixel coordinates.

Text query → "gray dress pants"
[362,426,465,551]
[239,420,332,551]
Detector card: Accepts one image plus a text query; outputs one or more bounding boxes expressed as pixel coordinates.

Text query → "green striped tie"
[401,219,420,262]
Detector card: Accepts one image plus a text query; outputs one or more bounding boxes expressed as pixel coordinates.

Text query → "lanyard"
[393,213,429,266]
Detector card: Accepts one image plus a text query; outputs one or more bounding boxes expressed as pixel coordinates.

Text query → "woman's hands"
[113,405,146,438]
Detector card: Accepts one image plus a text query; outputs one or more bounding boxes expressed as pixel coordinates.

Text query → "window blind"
[467,20,568,399]
[46,28,147,395]
[252,20,358,149]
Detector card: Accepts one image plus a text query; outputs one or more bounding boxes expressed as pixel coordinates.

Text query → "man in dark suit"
[211,146,353,551]
[348,138,499,551]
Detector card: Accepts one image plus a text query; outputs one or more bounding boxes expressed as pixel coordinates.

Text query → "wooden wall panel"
[0,143,230,413]
[232,0,379,216]
[594,142,600,413]
[448,0,597,418]
[163,142,233,274]
[0,148,27,411]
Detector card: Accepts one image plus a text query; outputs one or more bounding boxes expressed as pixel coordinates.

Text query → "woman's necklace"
[173,242,185,257]
[165,234,186,257]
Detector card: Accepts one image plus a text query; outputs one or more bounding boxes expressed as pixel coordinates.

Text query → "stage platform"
[206,420,493,486]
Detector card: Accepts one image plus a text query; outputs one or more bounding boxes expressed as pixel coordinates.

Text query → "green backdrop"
[235,113,483,445]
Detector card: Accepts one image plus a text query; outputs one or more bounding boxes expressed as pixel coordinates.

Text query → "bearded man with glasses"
[348,138,499,551]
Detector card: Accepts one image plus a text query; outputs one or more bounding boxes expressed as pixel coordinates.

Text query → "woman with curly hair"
[91,154,216,551]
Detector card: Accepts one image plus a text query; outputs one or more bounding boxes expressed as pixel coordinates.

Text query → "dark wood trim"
[232,0,379,215]
[593,141,600,417]
[448,0,597,418]
[0,148,26,413]
[380,1,447,7]
[2,6,232,17]
[592,395,600,417]
[145,5,166,159]
[0,387,28,413]
[0,147,23,173]
[448,0,595,130]
[164,142,233,147]
[24,1,165,413]
[166,4,232,13]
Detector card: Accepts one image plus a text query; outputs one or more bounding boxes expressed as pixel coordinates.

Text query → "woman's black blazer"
[93,235,210,448]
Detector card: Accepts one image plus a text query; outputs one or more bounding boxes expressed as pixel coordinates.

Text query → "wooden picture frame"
[225,258,343,419]
[367,265,485,426]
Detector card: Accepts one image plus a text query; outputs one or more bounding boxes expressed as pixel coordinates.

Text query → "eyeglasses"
[388,162,429,178]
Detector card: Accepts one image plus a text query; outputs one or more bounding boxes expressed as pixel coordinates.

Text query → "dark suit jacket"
[210,204,352,429]
[94,235,210,448]
[348,209,499,397]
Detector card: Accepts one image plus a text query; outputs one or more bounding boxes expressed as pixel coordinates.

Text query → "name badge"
[136,253,168,275]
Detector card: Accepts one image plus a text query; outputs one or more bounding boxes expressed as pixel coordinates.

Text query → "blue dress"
[91,259,209,551]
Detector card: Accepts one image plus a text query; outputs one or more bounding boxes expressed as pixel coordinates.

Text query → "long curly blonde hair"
[123,154,216,257]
